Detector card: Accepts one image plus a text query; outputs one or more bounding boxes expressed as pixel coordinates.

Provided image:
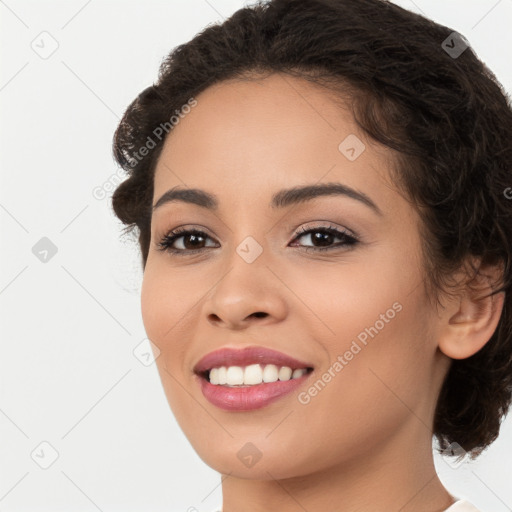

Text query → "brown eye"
[157,228,218,255]
[290,225,359,252]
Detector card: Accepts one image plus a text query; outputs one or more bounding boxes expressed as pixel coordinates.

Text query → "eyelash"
[156,224,359,256]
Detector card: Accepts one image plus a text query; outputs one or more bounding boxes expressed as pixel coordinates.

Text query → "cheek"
[292,250,431,407]
[290,302,432,472]
[140,260,213,382]
[287,248,415,343]
[322,288,432,423]
[140,269,166,345]
[140,261,193,345]
[140,265,197,418]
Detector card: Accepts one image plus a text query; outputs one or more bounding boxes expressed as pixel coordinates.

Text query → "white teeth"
[207,364,310,386]
[262,364,279,383]
[244,364,263,385]
[218,366,227,385]
[209,368,219,385]
[278,366,292,381]
[226,366,244,385]
[292,368,307,379]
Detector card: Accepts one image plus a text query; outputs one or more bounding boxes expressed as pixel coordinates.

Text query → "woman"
[111,0,512,510]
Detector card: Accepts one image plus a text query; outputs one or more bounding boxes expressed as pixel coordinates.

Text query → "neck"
[218,421,456,512]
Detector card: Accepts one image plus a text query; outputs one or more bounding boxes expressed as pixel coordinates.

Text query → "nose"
[203,254,288,331]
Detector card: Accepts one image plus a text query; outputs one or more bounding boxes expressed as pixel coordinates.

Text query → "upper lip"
[193,346,314,374]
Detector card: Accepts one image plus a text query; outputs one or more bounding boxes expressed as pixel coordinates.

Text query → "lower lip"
[197,372,312,411]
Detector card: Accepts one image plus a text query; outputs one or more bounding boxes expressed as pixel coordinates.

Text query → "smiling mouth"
[198,364,314,387]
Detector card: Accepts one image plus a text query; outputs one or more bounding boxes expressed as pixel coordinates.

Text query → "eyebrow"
[152,182,383,216]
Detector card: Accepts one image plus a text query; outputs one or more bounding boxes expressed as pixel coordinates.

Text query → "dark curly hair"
[111,0,512,459]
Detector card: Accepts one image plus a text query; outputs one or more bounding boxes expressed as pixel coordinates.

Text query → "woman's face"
[141,73,451,478]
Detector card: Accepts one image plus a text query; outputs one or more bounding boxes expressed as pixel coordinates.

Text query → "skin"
[140,72,505,512]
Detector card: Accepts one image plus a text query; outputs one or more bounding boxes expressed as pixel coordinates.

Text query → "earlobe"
[437,264,506,360]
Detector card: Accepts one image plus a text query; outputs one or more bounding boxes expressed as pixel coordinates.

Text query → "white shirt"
[444,499,481,511]
[212,499,480,511]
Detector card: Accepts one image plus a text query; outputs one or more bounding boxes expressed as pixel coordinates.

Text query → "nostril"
[251,312,267,318]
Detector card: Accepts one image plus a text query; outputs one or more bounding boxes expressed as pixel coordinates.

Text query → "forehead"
[153,73,398,212]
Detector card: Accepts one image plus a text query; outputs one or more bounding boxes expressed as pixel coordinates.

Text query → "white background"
[1,1,511,511]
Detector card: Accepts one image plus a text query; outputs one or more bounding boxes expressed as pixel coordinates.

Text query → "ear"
[436,260,505,360]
